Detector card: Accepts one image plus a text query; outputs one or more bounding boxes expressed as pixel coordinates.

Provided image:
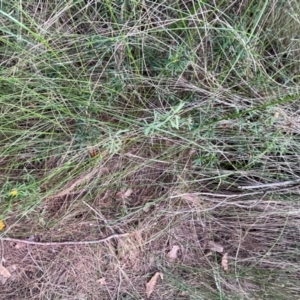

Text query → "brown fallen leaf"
[207,241,224,253]
[97,277,106,285]
[0,264,11,278]
[146,272,163,299]
[0,264,17,285]
[221,253,229,272]
[15,242,26,250]
[0,275,7,285]
[123,188,133,198]
[167,245,180,262]
[117,188,133,199]
[89,148,99,158]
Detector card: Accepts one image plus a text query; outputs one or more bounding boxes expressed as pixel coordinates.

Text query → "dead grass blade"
[48,165,108,199]
[177,192,200,202]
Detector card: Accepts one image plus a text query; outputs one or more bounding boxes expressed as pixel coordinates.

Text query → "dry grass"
[2,206,300,300]
[1,0,300,299]
[2,170,300,299]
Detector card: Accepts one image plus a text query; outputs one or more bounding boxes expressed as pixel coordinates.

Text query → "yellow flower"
[0,220,5,231]
[10,189,18,197]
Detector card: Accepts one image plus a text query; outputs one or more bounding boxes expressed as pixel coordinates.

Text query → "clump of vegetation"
[1,1,300,299]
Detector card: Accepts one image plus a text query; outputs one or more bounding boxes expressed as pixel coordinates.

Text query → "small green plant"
[0,173,41,219]
[144,102,185,135]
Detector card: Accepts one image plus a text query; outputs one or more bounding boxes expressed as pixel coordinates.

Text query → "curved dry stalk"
[0,233,130,246]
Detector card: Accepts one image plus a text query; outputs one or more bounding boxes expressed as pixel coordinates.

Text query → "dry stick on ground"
[0,233,130,246]
[238,179,300,190]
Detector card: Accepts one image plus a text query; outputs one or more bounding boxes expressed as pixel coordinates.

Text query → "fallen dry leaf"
[15,242,26,250]
[207,241,224,253]
[89,148,99,158]
[0,275,6,285]
[146,272,163,299]
[0,264,11,278]
[117,188,133,199]
[167,245,180,262]
[123,188,133,198]
[97,277,106,285]
[221,253,229,272]
[0,264,17,285]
